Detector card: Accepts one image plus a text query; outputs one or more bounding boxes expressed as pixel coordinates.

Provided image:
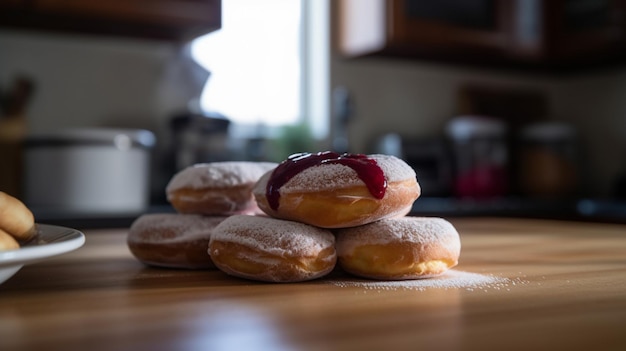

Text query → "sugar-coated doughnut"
[335,217,461,280]
[209,215,337,283]
[166,161,277,216]
[0,229,20,251]
[0,191,35,242]
[128,213,228,269]
[253,152,420,228]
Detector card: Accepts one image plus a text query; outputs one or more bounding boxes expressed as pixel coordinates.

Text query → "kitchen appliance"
[518,121,579,198]
[446,115,509,198]
[373,133,453,197]
[23,128,155,215]
[169,111,231,171]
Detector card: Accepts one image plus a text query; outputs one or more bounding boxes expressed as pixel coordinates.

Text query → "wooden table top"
[1,217,625,351]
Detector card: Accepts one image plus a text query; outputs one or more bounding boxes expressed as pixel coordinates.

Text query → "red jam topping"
[266,151,387,210]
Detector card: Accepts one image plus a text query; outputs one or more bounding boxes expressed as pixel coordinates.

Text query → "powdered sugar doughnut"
[209,215,337,282]
[128,213,227,269]
[253,152,420,228]
[335,217,461,280]
[166,161,277,215]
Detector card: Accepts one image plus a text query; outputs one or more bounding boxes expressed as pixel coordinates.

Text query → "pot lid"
[25,128,156,149]
[446,115,507,140]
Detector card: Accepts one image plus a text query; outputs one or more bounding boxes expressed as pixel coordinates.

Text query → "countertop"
[1,218,625,350]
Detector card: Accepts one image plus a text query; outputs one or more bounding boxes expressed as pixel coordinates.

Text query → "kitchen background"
[1,0,626,226]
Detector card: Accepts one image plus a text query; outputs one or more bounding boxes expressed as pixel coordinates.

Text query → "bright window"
[191,0,302,129]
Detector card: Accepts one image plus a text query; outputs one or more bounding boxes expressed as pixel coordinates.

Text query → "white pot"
[24,128,156,215]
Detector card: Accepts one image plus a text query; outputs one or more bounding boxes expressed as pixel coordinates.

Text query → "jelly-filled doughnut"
[253,152,420,228]
[128,213,227,269]
[209,215,337,283]
[166,161,277,216]
[0,191,35,242]
[335,217,461,280]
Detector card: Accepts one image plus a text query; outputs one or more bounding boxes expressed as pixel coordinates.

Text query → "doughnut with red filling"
[253,152,420,228]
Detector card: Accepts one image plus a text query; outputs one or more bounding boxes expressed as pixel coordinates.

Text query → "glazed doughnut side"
[128,213,228,269]
[335,217,461,280]
[166,161,277,215]
[0,229,20,251]
[253,154,420,228]
[209,215,337,282]
[0,191,35,242]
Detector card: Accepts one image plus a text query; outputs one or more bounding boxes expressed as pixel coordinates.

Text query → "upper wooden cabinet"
[0,0,221,41]
[337,0,626,71]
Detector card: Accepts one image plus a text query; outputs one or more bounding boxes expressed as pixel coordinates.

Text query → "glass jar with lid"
[446,115,509,198]
[518,122,578,198]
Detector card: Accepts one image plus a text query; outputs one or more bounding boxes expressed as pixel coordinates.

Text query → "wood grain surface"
[1,217,625,351]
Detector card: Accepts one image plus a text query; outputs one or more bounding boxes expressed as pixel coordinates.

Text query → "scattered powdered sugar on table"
[329,270,524,292]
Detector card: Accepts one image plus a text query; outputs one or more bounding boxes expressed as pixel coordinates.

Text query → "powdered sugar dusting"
[211,215,335,257]
[329,270,521,291]
[335,217,461,256]
[128,213,227,243]
[370,154,416,182]
[167,161,277,192]
[255,154,415,194]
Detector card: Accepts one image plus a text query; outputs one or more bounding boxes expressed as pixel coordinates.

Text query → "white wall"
[330,55,626,197]
[0,30,203,141]
[330,56,558,150]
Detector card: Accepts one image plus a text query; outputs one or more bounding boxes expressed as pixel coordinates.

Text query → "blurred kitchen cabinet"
[539,0,626,68]
[338,0,514,64]
[0,0,24,7]
[337,0,626,71]
[0,0,221,41]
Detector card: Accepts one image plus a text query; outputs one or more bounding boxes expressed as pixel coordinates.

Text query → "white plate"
[0,224,85,284]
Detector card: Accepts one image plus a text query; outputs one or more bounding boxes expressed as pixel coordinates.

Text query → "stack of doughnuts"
[129,152,461,283]
[128,161,276,269]
[0,191,36,251]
